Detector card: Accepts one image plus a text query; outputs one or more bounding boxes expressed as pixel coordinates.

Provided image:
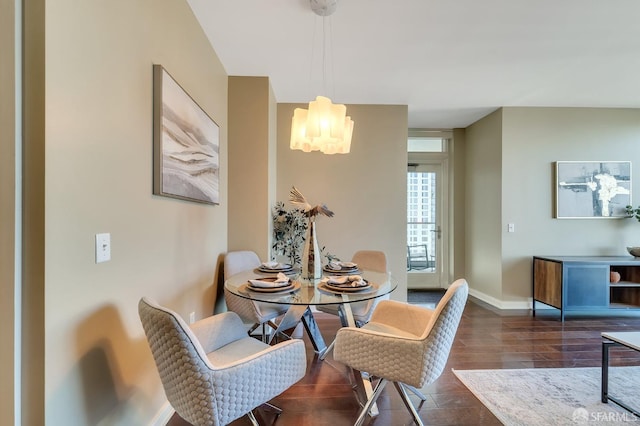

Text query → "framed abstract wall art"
[555,161,631,218]
[153,65,220,205]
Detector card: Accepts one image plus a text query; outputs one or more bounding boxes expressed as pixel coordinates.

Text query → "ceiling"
[186,0,640,129]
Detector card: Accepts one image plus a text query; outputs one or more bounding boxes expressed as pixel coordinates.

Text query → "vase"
[302,220,322,279]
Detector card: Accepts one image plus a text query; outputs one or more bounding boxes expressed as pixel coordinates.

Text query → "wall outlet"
[189,312,196,324]
[95,233,111,263]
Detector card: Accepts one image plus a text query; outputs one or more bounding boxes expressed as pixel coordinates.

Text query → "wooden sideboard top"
[534,255,640,265]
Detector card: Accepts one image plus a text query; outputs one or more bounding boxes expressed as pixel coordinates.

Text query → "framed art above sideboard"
[555,161,631,219]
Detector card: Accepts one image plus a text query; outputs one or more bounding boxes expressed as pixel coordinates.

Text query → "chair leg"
[251,403,282,425]
[247,410,259,426]
[319,338,335,360]
[403,384,428,401]
[394,382,424,426]
[263,402,283,416]
[267,320,279,330]
[354,378,388,426]
[248,323,260,335]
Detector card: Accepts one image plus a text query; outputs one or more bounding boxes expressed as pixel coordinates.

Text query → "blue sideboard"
[533,256,640,321]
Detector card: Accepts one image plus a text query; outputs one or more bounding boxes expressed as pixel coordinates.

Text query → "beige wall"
[464,109,503,301]
[0,0,17,423]
[23,0,46,423]
[464,107,640,307]
[451,128,466,282]
[276,103,409,300]
[500,107,640,303]
[44,0,228,423]
[227,76,277,259]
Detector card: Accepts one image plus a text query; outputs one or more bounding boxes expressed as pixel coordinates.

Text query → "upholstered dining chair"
[333,279,469,426]
[223,250,289,341]
[318,250,389,362]
[317,250,388,325]
[138,297,306,426]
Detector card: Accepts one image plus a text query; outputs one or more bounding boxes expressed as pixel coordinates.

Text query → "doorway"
[406,134,450,289]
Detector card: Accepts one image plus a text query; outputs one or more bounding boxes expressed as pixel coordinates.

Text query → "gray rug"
[453,367,640,425]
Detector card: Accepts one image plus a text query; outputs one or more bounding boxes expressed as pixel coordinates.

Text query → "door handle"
[431,226,441,240]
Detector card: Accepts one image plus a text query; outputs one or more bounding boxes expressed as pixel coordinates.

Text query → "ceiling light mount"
[310,0,338,17]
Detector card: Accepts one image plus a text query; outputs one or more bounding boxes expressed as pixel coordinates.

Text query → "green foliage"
[272,201,308,266]
[626,205,640,222]
[321,246,340,263]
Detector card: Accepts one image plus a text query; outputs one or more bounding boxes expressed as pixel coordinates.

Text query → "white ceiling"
[186,0,640,129]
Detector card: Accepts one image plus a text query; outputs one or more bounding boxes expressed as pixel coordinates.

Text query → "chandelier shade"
[290,96,354,154]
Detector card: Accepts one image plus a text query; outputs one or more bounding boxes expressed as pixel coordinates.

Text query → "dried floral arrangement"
[289,186,334,219]
[272,187,339,266]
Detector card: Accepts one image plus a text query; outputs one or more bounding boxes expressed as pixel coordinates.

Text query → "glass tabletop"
[224,269,397,306]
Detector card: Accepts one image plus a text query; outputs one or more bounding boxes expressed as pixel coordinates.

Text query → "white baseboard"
[150,402,174,426]
[468,288,553,310]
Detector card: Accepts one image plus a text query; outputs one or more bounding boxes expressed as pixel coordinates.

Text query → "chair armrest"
[369,300,433,337]
[190,311,248,353]
[334,326,426,388]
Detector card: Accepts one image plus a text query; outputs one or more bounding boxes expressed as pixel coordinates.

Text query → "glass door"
[407,163,447,288]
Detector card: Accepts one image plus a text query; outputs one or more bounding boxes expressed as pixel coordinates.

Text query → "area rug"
[453,367,640,425]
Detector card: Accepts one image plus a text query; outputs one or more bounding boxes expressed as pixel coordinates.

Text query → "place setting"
[256,261,296,275]
[322,260,362,275]
[243,272,301,293]
[318,274,377,295]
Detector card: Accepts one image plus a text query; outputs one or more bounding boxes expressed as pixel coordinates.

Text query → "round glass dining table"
[224,269,396,308]
[224,269,397,351]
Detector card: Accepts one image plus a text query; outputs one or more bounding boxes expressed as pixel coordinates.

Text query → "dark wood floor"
[168,296,640,426]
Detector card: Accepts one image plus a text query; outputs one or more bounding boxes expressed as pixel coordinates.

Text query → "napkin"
[249,272,290,288]
[325,275,367,288]
[261,261,281,269]
[328,261,357,270]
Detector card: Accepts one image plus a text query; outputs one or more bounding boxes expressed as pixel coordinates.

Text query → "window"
[407,169,436,261]
[408,137,444,153]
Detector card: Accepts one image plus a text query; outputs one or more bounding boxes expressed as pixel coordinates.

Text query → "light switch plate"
[96,233,111,263]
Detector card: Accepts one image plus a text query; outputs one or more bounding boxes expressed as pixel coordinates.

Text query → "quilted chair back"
[349,250,388,323]
[138,298,219,426]
[351,250,387,273]
[417,279,468,387]
[223,250,265,322]
[224,250,261,279]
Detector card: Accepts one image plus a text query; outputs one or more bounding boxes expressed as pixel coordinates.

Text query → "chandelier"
[290,0,354,155]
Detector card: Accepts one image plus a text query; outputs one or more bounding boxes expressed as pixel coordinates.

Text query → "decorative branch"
[289,186,334,218]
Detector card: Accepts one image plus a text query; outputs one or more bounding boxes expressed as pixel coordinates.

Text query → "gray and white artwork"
[154,66,219,205]
[556,161,631,218]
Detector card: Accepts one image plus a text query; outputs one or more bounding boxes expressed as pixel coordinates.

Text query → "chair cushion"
[363,321,420,339]
[207,336,270,366]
